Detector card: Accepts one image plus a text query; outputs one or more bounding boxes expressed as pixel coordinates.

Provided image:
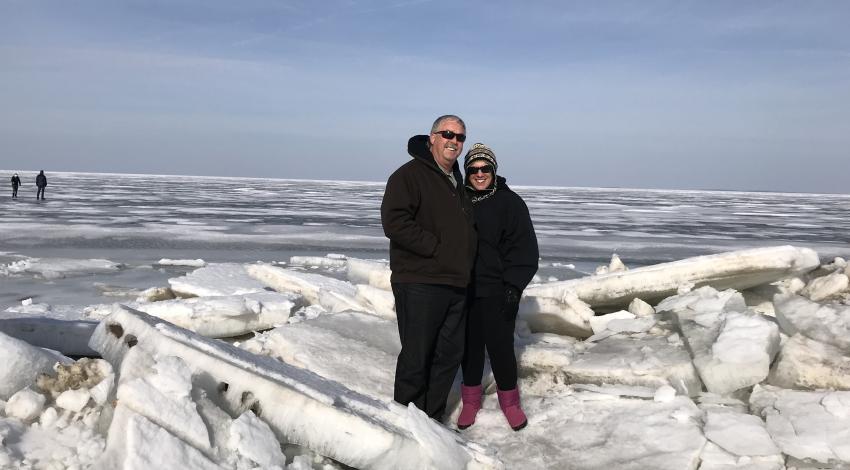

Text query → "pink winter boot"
[497,388,527,431]
[457,384,483,430]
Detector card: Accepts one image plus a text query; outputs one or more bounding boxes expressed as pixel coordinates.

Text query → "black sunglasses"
[433,130,467,142]
[467,165,493,174]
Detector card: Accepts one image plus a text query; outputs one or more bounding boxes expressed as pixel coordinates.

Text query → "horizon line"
[1,168,848,198]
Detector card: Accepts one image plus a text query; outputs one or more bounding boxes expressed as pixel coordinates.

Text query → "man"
[11,173,21,198]
[36,170,47,200]
[380,115,477,420]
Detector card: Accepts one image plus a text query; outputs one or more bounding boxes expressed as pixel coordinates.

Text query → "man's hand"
[503,284,520,321]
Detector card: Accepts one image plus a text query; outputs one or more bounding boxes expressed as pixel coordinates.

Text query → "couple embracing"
[381,114,539,431]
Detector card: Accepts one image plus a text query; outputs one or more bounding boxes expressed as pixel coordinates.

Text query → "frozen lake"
[2,171,849,310]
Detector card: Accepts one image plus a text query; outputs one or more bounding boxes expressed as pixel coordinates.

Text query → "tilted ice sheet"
[240,312,400,400]
[0,331,71,400]
[768,334,850,390]
[660,287,780,395]
[246,264,369,313]
[773,293,850,352]
[346,258,392,290]
[519,291,595,338]
[88,306,501,469]
[524,245,819,309]
[802,271,849,302]
[87,291,301,338]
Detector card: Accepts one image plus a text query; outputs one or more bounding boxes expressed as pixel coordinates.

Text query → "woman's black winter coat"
[467,176,539,297]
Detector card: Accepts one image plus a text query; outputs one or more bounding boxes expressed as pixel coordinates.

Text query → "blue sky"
[1,1,849,192]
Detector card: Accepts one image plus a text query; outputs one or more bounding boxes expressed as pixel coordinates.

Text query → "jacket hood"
[407,134,462,176]
[407,135,431,161]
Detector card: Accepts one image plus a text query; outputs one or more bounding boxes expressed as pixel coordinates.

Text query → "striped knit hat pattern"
[463,143,497,172]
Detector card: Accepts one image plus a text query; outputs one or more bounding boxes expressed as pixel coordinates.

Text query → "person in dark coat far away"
[380,114,477,421]
[457,143,539,432]
[11,173,21,198]
[36,170,47,200]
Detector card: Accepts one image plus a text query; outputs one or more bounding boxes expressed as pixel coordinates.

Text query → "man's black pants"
[392,282,467,421]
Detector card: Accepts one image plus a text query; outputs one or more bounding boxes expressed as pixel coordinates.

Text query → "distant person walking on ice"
[380,115,477,421]
[10,173,21,198]
[35,170,47,200]
[457,143,538,432]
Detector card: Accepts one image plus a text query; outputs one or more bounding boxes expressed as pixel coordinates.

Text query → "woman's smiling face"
[467,162,494,191]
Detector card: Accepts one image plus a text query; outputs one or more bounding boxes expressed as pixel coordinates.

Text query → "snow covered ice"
[3,172,850,469]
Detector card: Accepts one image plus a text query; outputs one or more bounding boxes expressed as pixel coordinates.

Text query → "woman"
[458,143,539,431]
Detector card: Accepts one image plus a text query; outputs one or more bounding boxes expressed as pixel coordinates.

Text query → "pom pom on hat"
[463,143,497,172]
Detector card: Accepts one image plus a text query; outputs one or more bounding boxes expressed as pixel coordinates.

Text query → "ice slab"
[289,255,347,269]
[698,441,785,470]
[524,246,819,310]
[589,311,635,335]
[89,306,501,469]
[97,406,226,470]
[89,291,301,338]
[455,391,705,470]
[0,257,123,279]
[750,384,850,466]
[774,293,850,352]
[0,331,71,400]
[802,271,849,302]
[5,388,46,421]
[157,258,207,267]
[628,297,655,317]
[519,291,595,338]
[0,318,99,356]
[661,287,780,395]
[518,334,701,396]
[0,403,107,469]
[241,312,400,400]
[702,410,780,457]
[346,258,392,290]
[168,263,270,297]
[768,334,850,390]
[355,284,396,319]
[247,263,370,313]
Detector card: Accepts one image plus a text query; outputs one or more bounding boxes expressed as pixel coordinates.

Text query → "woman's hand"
[503,284,520,321]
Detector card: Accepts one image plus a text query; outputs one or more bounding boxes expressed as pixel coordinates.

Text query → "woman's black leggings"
[461,294,518,390]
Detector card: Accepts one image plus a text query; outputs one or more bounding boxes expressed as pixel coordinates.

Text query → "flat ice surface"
[517,332,702,396]
[750,384,850,465]
[169,263,270,297]
[4,172,850,310]
[456,391,705,470]
[3,172,850,469]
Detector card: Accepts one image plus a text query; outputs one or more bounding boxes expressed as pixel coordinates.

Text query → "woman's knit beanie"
[463,143,497,172]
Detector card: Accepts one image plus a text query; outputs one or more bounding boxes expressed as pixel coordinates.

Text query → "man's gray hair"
[430,115,466,134]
